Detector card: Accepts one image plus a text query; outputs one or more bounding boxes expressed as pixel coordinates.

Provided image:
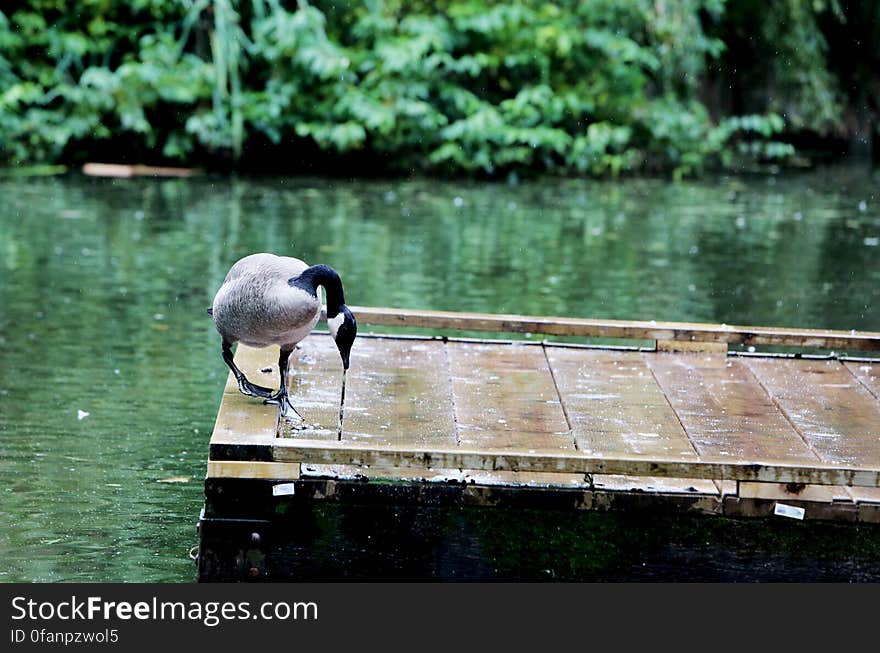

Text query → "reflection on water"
[0,164,878,581]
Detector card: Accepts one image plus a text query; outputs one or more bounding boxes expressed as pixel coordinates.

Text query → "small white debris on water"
[689,246,699,255]
[735,216,746,228]
[453,196,464,207]
[793,211,803,221]
[858,200,867,212]
[748,346,756,353]
[864,237,879,247]
[153,313,165,321]
[77,410,90,421]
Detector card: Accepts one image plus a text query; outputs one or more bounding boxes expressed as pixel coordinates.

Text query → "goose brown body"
[211,253,321,348]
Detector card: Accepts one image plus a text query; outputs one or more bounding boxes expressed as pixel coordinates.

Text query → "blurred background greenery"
[1,0,878,178]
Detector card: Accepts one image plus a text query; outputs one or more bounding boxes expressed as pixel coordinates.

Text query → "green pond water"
[1,164,879,582]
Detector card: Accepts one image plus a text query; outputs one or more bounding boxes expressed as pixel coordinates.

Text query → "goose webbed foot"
[264,391,303,420]
[223,340,275,399]
[237,378,275,399]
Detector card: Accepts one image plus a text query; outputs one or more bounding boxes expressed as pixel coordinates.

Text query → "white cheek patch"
[328,313,344,339]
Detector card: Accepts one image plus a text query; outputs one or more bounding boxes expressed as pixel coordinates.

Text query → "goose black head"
[328,304,357,370]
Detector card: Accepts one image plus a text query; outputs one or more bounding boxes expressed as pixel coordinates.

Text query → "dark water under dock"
[1,163,879,581]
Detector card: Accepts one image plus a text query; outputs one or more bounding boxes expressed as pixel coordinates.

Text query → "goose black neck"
[290,264,346,318]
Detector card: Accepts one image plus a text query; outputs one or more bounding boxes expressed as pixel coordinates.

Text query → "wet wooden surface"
[335,337,455,447]
[743,357,880,465]
[210,330,880,521]
[545,348,695,459]
[844,361,880,400]
[447,342,571,451]
[645,354,818,463]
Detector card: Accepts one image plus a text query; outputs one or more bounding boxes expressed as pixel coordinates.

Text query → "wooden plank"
[300,463,468,483]
[337,337,456,447]
[737,482,848,503]
[447,342,572,451]
[210,389,278,445]
[544,348,697,458]
[745,358,880,465]
[848,487,880,504]
[462,471,587,487]
[846,361,880,400]
[297,464,585,487]
[351,306,880,351]
[206,461,301,480]
[592,475,719,495]
[645,353,819,464]
[270,440,880,487]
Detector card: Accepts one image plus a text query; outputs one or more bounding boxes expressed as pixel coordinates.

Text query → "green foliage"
[0,0,854,175]
[719,0,845,135]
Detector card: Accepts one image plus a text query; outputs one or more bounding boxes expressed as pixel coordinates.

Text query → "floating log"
[82,163,199,178]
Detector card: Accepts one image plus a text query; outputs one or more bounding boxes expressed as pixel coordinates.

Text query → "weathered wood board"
[337,337,455,447]
[743,357,880,465]
[545,348,696,459]
[447,341,571,451]
[846,361,880,400]
[644,353,819,463]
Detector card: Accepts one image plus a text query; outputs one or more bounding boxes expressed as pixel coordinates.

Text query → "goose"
[209,253,357,421]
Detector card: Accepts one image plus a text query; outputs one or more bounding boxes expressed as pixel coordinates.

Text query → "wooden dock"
[198,308,880,581]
